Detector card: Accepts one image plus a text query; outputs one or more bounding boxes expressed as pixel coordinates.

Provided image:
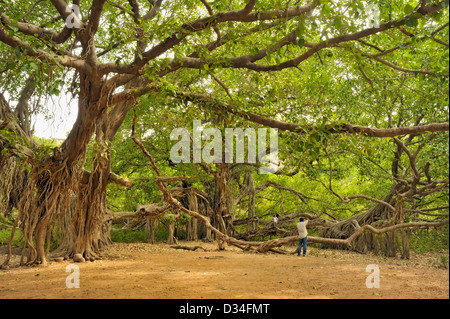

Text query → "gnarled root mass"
[4,159,78,267]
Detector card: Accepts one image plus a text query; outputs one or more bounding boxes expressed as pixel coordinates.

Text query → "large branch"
[175,92,450,137]
[0,13,72,44]
[86,0,107,42]
[0,25,89,73]
[110,85,449,138]
[105,16,289,93]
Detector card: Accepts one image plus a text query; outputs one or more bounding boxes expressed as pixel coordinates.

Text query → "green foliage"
[110,224,169,243]
[409,226,449,254]
[0,228,24,247]
[110,228,148,243]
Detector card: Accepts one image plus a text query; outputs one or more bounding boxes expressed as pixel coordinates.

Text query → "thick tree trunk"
[321,187,396,238]
[70,109,114,259]
[0,88,34,218]
[165,221,177,244]
[15,72,110,265]
[146,218,157,244]
[54,84,135,260]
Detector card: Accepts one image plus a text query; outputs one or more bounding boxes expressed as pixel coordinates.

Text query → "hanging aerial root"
[3,158,79,267]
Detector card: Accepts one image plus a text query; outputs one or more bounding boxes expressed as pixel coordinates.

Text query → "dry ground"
[0,241,448,299]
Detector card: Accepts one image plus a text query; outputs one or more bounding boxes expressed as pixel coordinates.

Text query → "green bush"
[409,226,449,253]
[111,224,169,243]
[111,229,148,243]
[0,228,24,247]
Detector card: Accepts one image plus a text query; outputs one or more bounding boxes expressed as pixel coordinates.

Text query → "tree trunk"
[321,186,397,255]
[146,218,157,244]
[165,221,177,244]
[213,163,232,249]
[186,188,199,241]
[0,87,34,218]
[15,72,110,265]
[55,89,135,259]
[70,110,112,259]
[322,187,396,236]
[247,170,256,232]
[395,200,410,259]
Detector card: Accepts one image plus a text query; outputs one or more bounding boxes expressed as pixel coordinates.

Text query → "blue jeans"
[298,237,307,256]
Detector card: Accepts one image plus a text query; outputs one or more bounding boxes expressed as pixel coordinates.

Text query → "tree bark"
[146,218,157,244]
[247,170,256,232]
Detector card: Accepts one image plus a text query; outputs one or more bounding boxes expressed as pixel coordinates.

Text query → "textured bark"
[146,218,157,244]
[247,171,256,232]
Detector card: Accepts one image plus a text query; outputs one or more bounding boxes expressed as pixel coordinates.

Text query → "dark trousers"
[298,237,307,256]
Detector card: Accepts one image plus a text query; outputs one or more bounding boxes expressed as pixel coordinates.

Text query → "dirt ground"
[0,241,448,299]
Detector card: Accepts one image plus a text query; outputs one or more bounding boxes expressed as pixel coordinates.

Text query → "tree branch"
[97,1,317,75]
[0,25,89,73]
[1,12,72,44]
[174,91,450,137]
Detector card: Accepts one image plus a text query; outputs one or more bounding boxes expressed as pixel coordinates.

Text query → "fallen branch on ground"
[170,245,207,251]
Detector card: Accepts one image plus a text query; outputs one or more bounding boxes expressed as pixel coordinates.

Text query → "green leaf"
[49,87,60,96]
[251,47,259,55]
[404,4,414,14]
[333,17,343,29]
[405,16,417,27]
[296,23,306,37]
[298,38,306,48]
[322,3,331,17]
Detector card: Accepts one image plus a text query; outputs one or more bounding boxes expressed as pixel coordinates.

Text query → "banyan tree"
[0,0,448,266]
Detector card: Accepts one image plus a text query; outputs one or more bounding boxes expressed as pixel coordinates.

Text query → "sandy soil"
[0,242,448,299]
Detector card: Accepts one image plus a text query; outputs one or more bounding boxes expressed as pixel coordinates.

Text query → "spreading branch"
[174,91,449,137]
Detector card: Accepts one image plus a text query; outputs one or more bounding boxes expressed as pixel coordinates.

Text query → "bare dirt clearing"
[0,242,448,299]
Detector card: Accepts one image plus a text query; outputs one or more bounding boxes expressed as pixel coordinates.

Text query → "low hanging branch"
[130,110,449,254]
[176,91,449,138]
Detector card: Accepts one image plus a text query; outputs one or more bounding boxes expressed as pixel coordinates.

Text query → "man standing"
[272,215,278,227]
[297,217,309,256]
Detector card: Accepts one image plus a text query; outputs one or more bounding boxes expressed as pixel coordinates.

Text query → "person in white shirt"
[297,217,309,256]
[272,215,278,227]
